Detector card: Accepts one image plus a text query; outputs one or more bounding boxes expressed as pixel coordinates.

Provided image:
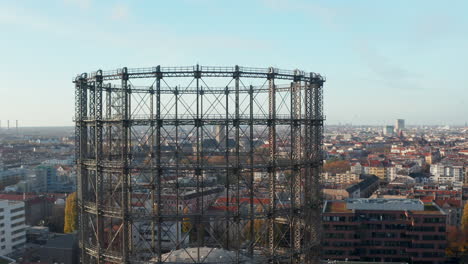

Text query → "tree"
[447,204,468,259]
[463,203,468,233]
[64,192,78,233]
[182,207,191,233]
[323,160,350,174]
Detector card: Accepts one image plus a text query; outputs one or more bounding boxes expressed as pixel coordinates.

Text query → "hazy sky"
[0,0,467,127]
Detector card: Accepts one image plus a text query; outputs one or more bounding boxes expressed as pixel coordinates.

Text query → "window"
[422,252,444,258]
[423,217,443,223]
[422,235,445,241]
[323,216,346,222]
[334,225,356,231]
[10,207,24,214]
[12,236,25,242]
[11,214,24,221]
[385,224,406,230]
[412,243,434,249]
[324,233,345,239]
[11,221,24,228]
[12,228,25,235]
[324,250,345,256]
[410,226,435,232]
[372,232,396,238]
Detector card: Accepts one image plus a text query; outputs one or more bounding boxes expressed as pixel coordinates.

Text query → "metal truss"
[74,65,325,264]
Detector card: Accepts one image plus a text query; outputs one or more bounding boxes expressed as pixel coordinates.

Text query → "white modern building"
[385,166,398,182]
[323,172,360,184]
[132,221,187,252]
[430,163,465,183]
[0,200,27,256]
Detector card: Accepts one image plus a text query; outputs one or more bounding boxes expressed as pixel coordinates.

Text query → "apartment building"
[0,199,27,256]
[323,199,446,264]
[430,163,465,183]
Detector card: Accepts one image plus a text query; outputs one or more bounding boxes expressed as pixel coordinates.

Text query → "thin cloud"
[260,0,343,30]
[111,3,130,21]
[63,0,91,9]
[354,41,424,91]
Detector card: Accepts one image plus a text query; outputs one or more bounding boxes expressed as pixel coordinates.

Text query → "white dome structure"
[158,247,256,263]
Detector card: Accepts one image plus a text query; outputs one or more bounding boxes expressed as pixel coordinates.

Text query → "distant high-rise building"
[214,125,226,150]
[383,125,394,136]
[395,119,405,132]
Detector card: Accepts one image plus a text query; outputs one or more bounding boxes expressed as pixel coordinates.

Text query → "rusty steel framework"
[74,65,324,264]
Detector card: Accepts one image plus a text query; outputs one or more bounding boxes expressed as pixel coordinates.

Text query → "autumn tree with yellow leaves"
[64,192,78,233]
[446,203,468,258]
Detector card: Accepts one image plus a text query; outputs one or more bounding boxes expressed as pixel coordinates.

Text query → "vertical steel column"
[155,66,163,262]
[105,82,113,252]
[199,81,205,249]
[76,74,88,263]
[194,65,202,261]
[106,83,112,160]
[248,85,255,256]
[289,80,294,263]
[224,85,230,249]
[149,80,155,254]
[174,86,180,249]
[303,77,313,264]
[89,78,96,160]
[268,67,276,260]
[121,67,130,263]
[95,70,104,263]
[234,66,241,258]
[309,74,323,264]
[292,72,302,263]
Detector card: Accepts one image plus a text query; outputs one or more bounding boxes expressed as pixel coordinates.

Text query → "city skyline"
[1,0,467,126]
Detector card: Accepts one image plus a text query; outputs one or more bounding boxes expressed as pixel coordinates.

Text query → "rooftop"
[159,247,259,263]
[347,198,424,211]
[324,198,445,214]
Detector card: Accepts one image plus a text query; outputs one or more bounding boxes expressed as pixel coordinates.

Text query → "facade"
[31,233,78,264]
[345,175,380,198]
[367,166,386,180]
[323,172,360,184]
[0,168,27,189]
[395,119,405,132]
[0,200,27,256]
[323,199,447,264]
[34,165,58,192]
[430,163,464,183]
[383,126,394,136]
[385,166,397,182]
[0,194,56,226]
[323,175,379,200]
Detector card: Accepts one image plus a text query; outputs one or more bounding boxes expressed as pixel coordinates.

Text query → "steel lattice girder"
[74,65,324,264]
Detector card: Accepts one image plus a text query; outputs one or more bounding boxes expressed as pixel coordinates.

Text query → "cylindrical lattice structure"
[74,65,324,264]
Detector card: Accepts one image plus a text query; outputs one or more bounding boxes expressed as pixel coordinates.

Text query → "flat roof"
[347,198,424,211]
[324,199,445,215]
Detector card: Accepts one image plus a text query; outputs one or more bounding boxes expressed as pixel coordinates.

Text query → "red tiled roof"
[434,199,461,208]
